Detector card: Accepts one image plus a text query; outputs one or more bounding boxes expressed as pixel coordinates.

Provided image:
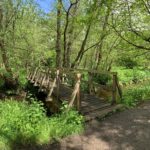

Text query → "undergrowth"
[113,67,150,84]
[122,82,150,107]
[0,100,84,150]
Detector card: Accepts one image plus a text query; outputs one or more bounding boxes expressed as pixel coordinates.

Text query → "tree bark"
[71,24,91,68]
[56,0,62,68]
[0,6,12,75]
[63,0,79,68]
[66,4,78,68]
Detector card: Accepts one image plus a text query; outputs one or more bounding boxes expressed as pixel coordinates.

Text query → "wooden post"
[46,71,57,102]
[34,71,41,86]
[88,71,93,94]
[68,73,81,111]
[41,69,49,86]
[27,71,32,80]
[47,70,52,89]
[76,73,81,111]
[28,70,33,80]
[39,74,47,91]
[112,73,117,105]
[39,73,44,86]
[31,68,38,83]
[115,74,123,100]
[45,69,50,86]
[56,70,60,101]
[39,73,44,90]
[62,73,65,84]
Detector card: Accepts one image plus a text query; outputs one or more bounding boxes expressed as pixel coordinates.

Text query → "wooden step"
[81,103,111,114]
[84,104,123,121]
[81,100,109,107]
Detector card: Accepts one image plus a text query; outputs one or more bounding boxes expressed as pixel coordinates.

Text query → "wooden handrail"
[27,71,32,80]
[47,70,52,89]
[46,70,59,102]
[34,71,41,86]
[27,67,123,110]
[56,70,60,101]
[46,78,57,101]
[68,73,81,111]
[112,74,117,105]
[43,67,117,75]
[31,68,38,82]
[39,68,50,91]
[28,67,36,80]
[45,69,50,87]
[39,74,46,92]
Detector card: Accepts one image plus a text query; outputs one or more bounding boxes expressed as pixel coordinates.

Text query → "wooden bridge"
[27,67,123,121]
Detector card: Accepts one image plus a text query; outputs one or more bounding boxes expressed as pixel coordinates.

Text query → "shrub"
[0,78,5,89]
[122,85,150,107]
[118,57,138,69]
[49,103,84,140]
[18,70,28,89]
[113,67,150,84]
[93,74,111,85]
[0,100,84,149]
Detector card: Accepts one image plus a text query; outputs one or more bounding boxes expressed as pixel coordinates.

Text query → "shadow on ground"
[11,101,150,150]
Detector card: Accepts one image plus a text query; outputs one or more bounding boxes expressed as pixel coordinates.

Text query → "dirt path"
[17,101,150,150]
[48,101,150,150]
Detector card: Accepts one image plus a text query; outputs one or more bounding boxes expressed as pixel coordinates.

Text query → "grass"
[111,67,150,107]
[113,67,150,84]
[0,100,84,150]
[122,81,150,107]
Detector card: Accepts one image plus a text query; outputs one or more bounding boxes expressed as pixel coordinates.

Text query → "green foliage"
[18,70,28,89]
[0,100,84,149]
[122,83,150,107]
[93,74,111,85]
[0,68,27,91]
[113,67,150,83]
[80,82,89,93]
[118,57,138,69]
[49,102,84,140]
[0,78,5,89]
[0,68,10,90]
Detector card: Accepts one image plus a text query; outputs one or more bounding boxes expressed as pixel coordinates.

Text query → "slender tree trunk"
[0,40,12,74]
[94,44,102,70]
[63,11,69,67]
[0,6,12,75]
[71,24,91,68]
[83,54,87,68]
[56,0,62,68]
[66,4,78,68]
[63,1,79,68]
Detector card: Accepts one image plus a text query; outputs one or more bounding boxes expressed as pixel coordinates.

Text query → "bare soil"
[15,101,150,150]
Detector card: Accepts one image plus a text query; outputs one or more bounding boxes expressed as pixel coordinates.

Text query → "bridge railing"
[27,67,82,110]
[60,68,122,104]
[27,67,122,111]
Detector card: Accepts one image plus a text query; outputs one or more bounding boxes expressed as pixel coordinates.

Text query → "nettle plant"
[0,99,84,149]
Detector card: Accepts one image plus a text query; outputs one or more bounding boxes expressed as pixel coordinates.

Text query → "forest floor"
[16,100,150,150]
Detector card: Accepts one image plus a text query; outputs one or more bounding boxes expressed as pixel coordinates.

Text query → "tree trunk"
[0,6,12,75]
[71,24,91,68]
[66,4,78,68]
[63,4,71,67]
[63,1,79,68]
[56,0,62,68]
[0,40,12,74]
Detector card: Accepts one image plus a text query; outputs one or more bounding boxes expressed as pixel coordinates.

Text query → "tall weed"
[0,100,84,149]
